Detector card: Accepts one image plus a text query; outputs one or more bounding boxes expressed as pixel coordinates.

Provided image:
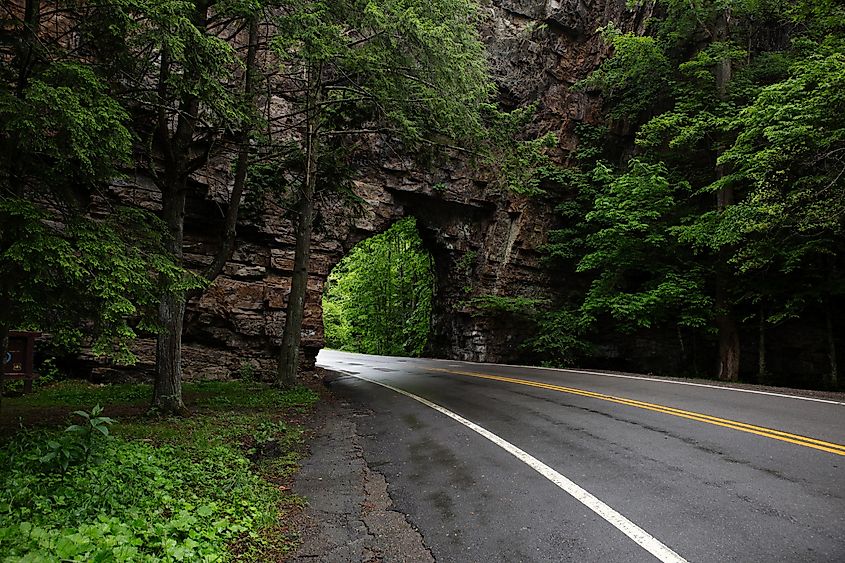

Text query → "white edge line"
[349,373,688,563]
[422,358,845,407]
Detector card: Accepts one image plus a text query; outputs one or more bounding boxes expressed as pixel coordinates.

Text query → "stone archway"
[155,155,558,381]
[90,0,650,381]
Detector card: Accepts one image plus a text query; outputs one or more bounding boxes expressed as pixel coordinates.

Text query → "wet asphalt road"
[316,349,845,563]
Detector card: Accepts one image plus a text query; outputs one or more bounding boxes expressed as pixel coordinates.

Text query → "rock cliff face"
[93,1,653,381]
[77,0,842,386]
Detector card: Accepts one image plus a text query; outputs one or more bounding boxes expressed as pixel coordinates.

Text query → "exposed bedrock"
[84,1,835,384]
[89,0,650,380]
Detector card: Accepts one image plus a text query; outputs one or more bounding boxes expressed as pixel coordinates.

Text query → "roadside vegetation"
[463,0,845,388]
[323,218,435,357]
[0,381,319,561]
[0,0,502,413]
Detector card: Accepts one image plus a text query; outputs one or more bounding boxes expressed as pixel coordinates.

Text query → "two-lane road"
[317,349,845,562]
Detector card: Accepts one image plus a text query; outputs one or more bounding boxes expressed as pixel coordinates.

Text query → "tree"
[269,0,492,387]
[0,1,185,407]
[717,36,845,386]
[563,0,845,385]
[99,0,265,412]
[577,161,712,335]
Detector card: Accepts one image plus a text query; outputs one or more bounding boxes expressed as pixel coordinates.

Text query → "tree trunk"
[826,307,839,389]
[277,67,321,388]
[758,302,767,382]
[150,1,215,413]
[713,5,739,382]
[154,290,187,413]
[153,187,188,413]
[716,286,740,381]
[677,324,686,364]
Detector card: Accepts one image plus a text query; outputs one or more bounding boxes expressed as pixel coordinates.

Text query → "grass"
[2,380,318,410]
[4,380,151,408]
[0,379,320,562]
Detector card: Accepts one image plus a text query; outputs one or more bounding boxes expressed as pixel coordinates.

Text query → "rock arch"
[157,157,555,381]
[87,0,652,381]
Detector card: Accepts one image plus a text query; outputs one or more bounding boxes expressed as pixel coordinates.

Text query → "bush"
[0,424,279,561]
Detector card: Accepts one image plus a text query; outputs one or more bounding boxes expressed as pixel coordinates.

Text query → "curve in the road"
[433,368,845,456]
[351,373,690,563]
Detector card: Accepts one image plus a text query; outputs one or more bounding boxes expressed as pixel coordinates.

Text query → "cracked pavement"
[292,397,434,562]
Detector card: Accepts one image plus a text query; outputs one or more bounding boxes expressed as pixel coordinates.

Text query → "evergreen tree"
[98,0,265,412]
[0,1,186,407]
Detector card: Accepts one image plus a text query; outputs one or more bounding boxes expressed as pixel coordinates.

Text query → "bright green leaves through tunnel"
[322,218,434,357]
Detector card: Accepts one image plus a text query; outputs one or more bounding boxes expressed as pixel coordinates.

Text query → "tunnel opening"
[322,217,435,357]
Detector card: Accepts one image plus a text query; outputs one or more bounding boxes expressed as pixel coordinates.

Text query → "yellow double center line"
[431,368,845,457]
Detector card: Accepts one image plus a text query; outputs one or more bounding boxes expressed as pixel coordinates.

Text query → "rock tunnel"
[87,0,654,381]
[162,163,557,381]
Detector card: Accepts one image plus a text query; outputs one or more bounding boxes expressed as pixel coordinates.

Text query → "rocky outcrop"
[82,0,841,388]
[83,0,659,382]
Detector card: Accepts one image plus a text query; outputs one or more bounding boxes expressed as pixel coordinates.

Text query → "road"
[316,349,845,563]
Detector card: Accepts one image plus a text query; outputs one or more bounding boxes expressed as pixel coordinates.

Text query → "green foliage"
[39,405,114,473]
[2,436,277,561]
[0,3,200,370]
[0,62,131,190]
[0,381,319,560]
[270,0,492,145]
[110,0,251,131]
[323,218,434,357]
[575,24,671,120]
[542,0,845,381]
[465,295,549,319]
[457,251,478,273]
[0,199,195,363]
[576,160,712,330]
[719,46,845,246]
[524,309,592,367]
[542,125,609,270]
[481,103,561,195]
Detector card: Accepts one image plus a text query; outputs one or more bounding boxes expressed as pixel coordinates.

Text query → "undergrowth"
[0,380,319,562]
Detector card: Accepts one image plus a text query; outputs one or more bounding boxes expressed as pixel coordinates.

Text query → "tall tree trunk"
[151,1,223,412]
[716,284,740,381]
[713,6,740,381]
[758,301,767,382]
[153,187,188,413]
[826,307,839,389]
[155,290,187,413]
[277,67,321,388]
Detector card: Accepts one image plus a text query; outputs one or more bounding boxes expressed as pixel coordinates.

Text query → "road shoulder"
[291,382,433,562]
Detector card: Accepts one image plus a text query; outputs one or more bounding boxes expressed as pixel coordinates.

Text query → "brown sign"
[4,331,40,377]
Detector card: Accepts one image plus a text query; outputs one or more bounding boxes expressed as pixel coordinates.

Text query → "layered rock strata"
[84,1,656,381]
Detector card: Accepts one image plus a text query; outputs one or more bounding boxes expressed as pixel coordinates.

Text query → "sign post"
[3,331,40,393]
